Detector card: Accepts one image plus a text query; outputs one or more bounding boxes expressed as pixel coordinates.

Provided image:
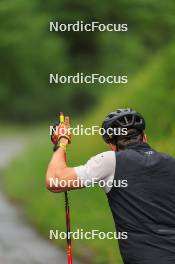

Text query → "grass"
[3,43,175,263]
[3,136,121,264]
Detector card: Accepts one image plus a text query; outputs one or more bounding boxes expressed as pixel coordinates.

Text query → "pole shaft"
[59,113,73,264]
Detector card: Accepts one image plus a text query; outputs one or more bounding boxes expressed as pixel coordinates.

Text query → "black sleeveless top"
[107,143,175,264]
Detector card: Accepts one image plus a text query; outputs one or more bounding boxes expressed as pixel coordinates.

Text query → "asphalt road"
[0,138,81,264]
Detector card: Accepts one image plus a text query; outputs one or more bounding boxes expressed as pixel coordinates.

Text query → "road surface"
[0,138,81,264]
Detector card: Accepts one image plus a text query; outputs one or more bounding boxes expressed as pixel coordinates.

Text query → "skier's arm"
[46,138,82,193]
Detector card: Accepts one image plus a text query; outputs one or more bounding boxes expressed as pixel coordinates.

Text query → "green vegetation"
[0,0,175,122]
[1,0,175,263]
[4,43,175,263]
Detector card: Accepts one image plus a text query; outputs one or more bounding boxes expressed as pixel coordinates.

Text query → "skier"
[46,108,175,264]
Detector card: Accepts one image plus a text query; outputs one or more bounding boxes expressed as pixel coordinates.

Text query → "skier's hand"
[51,116,71,147]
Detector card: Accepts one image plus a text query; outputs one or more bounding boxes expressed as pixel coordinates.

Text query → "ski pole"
[59,112,73,264]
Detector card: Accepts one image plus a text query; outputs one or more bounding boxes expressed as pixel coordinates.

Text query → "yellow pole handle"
[59,112,65,124]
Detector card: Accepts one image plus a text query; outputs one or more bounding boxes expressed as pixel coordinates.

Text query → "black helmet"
[102,108,145,144]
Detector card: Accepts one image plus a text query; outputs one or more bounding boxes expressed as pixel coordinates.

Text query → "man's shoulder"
[157,151,175,162]
[95,150,115,158]
[91,150,116,163]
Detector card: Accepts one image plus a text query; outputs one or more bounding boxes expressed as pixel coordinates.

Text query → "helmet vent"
[101,108,145,144]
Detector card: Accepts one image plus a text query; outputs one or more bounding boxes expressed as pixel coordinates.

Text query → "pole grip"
[60,112,65,123]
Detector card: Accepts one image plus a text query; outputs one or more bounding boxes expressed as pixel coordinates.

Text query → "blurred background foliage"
[0,0,175,122]
[1,0,175,263]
